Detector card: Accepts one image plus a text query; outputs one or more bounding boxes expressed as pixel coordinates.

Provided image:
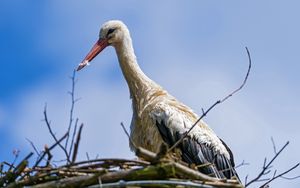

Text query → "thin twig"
[168,47,252,152]
[61,158,149,169]
[281,175,300,180]
[235,160,250,169]
[72,123,84,163]
[26,138,41,157]
[14,152,33,172]
[259,163,300,188]
[12,152,34,181]
[43,104,70,163]
[1,162,15,170]
[120,122,137,152]
[245,175,248,186]
[65,70,79,150]
[245,141,290,187]
[8,149,20,171]
[86,152,90,161]
[33,132,68,168]
[271,137,277,154]
[68,118,79,158]
[44,145,53,167]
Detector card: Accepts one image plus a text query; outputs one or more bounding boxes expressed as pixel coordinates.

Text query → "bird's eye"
[106,28,116,37]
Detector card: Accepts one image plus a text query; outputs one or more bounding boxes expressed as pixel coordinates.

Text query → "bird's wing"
[150,103,238,179]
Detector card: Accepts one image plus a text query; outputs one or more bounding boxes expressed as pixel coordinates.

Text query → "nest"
[1,145,243,188]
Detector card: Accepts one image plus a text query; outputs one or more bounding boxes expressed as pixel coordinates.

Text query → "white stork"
[77,20,239,179]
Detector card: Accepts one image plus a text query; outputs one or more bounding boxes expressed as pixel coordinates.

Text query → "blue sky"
[1,1,299,187]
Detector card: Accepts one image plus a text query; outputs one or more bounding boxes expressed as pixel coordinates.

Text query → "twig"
[6,152,34,183]
[120,122,137,152]
[72,123,84,163]
[281,175,300,180]
[168,47,252,152]
[65,70,79,150]
[33,132,68,168]
[26,138,41,157]
[68,118,79,158]
[271,137,277,154]
[245,141,290,187]
[15,152,33,172]
[245,175,248,186]
[86,152,90,161]
[8,149,20,171]
[1,162,15,170]
[259,163,300,188]
[235,160,249,169]
[61,158,149,169]
[44,145,53,167]
[43,104,70,163]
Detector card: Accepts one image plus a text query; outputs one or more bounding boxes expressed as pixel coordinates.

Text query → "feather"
[155,117,239,179]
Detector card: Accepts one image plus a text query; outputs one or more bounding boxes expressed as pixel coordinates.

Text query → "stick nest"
[0,146,243,188]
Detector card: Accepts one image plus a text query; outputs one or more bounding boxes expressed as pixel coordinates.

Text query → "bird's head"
[77,20,128,71]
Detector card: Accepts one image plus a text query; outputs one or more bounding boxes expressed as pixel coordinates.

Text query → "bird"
[77,20,239,179]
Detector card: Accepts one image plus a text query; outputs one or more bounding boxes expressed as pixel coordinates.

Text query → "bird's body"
[77,20,238,179]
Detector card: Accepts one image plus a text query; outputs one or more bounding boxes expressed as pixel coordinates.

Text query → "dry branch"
[65,70,80,150]
[69,118,79,159]
[33,133,68,168]
[43,105,70,163]
[245,140,300,187]
[72,123,84,163]
[259,163,300,188]
[0,152,33,186]
[168,47,252,152]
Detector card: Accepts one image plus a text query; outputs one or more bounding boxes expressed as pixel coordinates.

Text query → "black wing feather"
[155,120,239,179]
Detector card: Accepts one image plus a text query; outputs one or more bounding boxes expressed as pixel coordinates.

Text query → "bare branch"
[259,163,300,188]
[71,123,84,163]
[44,145,53,167]
[219,47,252,103]
[168,47,252,152]
[1,162,15,171]
[11,152,34,181]
[86,152,90,161]
[245,141,293,187]
[271,137,277,154]
[120,122,137,152]
[65,69,78,149]
[15,152,33,168]
[281,175,300,180]
[245,175,248,185]
[235,160,249,169]
[43,104,70,163]
[26,138,41,157]
[68,118,79,158]
[8,149,20,171]
[33,132,68,168]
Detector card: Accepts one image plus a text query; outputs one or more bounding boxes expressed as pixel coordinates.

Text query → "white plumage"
[77,20,238,179]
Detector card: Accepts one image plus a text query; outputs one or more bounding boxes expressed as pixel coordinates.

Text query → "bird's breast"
[129,92,168,152]
[130,110,164,152]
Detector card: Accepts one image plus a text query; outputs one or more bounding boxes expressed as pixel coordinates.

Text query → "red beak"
[77,38,109,71]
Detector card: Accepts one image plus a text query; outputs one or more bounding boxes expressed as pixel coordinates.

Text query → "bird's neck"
[114,37,158,99]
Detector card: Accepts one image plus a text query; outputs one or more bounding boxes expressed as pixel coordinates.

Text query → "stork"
[77,20,239,179]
